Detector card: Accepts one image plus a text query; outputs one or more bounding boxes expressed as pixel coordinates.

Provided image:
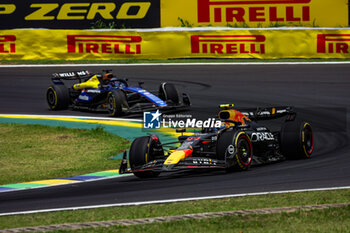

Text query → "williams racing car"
[119,105,314,178]
[46,70,190,116]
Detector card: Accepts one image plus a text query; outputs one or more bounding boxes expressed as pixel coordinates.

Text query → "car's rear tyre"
[280,120,314,159]
[107,90,128,117]
[46,85,69,110]
[159,83,180,104]
[217,130,253,171]
[129,136,163,178]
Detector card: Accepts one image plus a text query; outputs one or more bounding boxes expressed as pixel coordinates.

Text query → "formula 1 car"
[119,104,314,178]
[46,70,190,116]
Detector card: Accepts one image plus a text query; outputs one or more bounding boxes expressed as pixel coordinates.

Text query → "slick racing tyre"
[217,130,253,171]
[107,90,128,117]
[159,83,180,104]
[129,136,163,178]
[46,85,69,110]
[280,120,314,159]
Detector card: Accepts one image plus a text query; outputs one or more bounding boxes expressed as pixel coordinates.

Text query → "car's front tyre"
[129,136,163,178]
[107,90,128,117]
[159,82,180,105]
[217,130,253,171]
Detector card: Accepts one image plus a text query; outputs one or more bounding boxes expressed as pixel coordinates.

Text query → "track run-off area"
[0,62,349,215]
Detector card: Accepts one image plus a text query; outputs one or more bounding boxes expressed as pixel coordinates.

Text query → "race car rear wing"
[52,70,90,79]
[51,70,91,84]
[240,106,296,121]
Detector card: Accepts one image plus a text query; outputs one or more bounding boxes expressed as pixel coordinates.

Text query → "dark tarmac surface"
[0,64,349,214]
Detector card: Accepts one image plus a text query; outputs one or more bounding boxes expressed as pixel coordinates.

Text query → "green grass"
[0,123,130,185]
[1,58,350,65]
[57,206,350,233]
[0,189,349,230]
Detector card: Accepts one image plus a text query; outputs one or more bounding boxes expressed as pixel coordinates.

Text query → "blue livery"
[46,70,190,116]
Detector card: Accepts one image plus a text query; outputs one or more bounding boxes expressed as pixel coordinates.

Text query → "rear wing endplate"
[52,70,90,79]
[51,70,91,85]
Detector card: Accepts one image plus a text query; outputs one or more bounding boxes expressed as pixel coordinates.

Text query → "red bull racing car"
[119,104,314,178]
[46,70,190,116]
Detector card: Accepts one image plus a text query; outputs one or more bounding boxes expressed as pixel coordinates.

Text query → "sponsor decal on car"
[227,144,235,155]
[56,71,89,78]
[251,132,274,142]
[67,35,142,54]
[137,89,152,95]
[191,35,266,55]
[192,158,215,165]
[77,95,90,101]
[86,90,101,93]
[0,35,16,53]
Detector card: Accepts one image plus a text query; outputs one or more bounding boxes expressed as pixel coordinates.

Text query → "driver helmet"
[103,73,113,81]
[110,78,120,87]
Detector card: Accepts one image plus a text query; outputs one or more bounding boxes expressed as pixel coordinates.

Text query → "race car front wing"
[119,151,226,175]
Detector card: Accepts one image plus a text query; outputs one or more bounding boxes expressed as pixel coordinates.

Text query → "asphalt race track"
[0,63,349,214]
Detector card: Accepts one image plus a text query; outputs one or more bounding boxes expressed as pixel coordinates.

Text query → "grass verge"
[1,58,350,65]
[59,206,350,233]
[0,189,349,230]
[0,123,130,185]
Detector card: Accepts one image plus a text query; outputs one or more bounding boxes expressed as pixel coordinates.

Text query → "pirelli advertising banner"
[161,0,348,28]
[0,0,160,29]
[1,29,350,60]
[0,0,347,29]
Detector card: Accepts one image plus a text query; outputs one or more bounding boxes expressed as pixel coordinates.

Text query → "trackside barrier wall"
[0,0,348,29]
[1,28,350,60]
[0,0,161,29]
[161,0,349,28]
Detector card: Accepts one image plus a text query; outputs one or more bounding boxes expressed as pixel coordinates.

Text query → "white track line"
[1,186,349,217]
[1,61,350,68]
